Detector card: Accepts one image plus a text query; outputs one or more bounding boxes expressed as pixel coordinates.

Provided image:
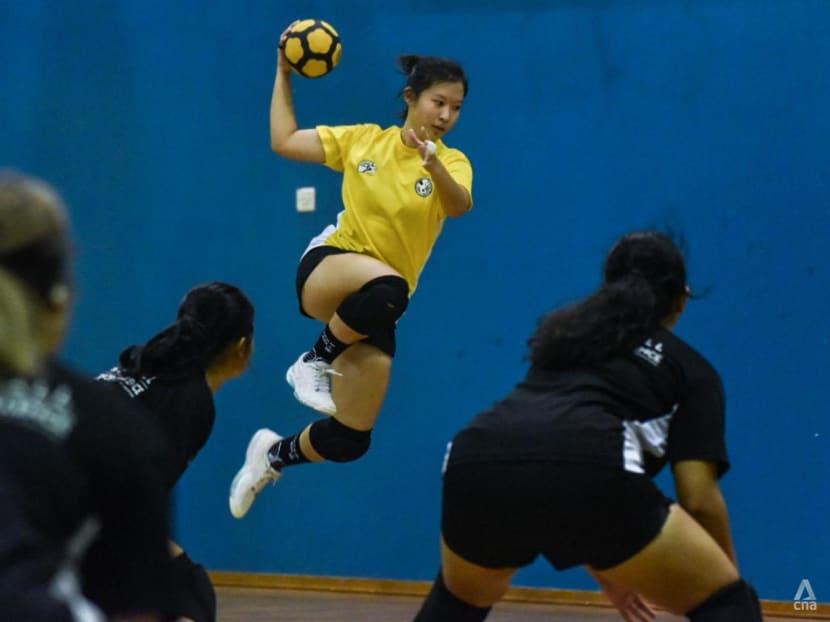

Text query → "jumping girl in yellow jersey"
[229,23,472,518]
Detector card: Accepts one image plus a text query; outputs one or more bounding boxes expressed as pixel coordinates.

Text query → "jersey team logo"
[357,160,376,175]
[414,177,433,197]
[635,339,664,366]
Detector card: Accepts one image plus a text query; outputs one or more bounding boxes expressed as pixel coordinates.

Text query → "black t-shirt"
[0,360,175,618]
[96,350,216,490]
[0,474,84,622]
[449,328,729,478]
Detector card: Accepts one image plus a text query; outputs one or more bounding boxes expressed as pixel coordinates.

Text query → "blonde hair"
[0,267,40,376]
[0,171,72,377]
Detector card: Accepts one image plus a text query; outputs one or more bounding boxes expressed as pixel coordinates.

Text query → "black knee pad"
[336,275,409,335]
[413,569,491,622]
[687,579,762,622]
[309,417,372,463]
[169,552,216,622]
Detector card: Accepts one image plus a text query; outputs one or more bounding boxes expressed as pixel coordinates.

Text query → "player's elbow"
[442,191,472,218]
[270,137,289,157]
[444,202,470,218]
[269,128,293,156]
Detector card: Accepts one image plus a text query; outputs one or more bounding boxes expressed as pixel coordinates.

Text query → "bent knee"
[336,275,409,335]
[687,579,762,621]
[309,417,372,463]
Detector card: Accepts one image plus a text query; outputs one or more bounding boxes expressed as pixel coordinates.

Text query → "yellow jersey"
[316,123,473,294]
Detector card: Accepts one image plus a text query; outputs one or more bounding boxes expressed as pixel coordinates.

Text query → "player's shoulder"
[344,122,384,134]
[158,372,214,411]
[436,139,471,164]
[46,359,134,411]
[45,359,111,403]
[659,329,721,385]
[321,122,382,136]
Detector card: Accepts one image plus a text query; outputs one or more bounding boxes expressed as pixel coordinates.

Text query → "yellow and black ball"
[283,19,342,79]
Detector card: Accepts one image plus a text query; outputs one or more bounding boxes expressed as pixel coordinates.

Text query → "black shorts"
[295,245,397,358]
[441,461,670,571]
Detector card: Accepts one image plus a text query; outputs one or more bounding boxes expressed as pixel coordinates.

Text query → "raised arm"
[270,26,326,163]
[672,460,738,566]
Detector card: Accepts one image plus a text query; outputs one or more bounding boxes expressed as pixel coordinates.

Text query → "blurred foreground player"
[0,170,175,621]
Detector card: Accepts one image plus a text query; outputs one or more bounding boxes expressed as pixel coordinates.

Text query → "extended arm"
[672,460,738,565]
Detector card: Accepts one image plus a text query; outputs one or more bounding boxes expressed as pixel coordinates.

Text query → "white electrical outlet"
[296,187,316,213]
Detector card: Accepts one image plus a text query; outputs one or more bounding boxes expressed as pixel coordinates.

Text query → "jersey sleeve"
[666,368,730,477]
[316,123,379,172]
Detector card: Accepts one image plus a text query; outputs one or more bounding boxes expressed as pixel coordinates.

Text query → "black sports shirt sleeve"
[150,377,215,487]
[666,368,730,477]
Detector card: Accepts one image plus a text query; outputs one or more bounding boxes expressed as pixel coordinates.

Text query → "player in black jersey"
[97,281,255,622]
[413,231,762,622]
[0,170,175,621]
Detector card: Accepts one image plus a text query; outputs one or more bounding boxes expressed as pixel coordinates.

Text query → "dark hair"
[0,235,71,306]
[397,54,468,120]
[529,231,688,369]
[120,282,254,378]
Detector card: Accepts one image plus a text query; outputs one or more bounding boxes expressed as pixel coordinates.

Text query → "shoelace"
[253,472,279,493]
[253,464,281,493]
[311,362,342,393]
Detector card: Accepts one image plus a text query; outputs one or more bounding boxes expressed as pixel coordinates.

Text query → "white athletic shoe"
[229,428,282,519]
[285,353,341,415]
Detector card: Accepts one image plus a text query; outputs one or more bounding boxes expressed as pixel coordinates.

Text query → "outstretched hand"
[407,126,438,165]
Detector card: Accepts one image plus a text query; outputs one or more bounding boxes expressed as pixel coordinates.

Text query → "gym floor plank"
[216,587,817,621]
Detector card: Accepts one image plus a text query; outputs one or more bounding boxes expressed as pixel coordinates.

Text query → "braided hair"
[119,282,254,378]
[530,231,688,369]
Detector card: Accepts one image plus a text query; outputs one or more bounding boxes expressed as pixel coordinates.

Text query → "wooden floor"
[216,586,806,621]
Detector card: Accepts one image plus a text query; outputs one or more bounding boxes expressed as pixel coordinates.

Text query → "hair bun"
[397,54,420,76]
[0,171,69,256]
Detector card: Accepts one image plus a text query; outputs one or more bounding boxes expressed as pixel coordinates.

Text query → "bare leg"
[440,538,518,608]
[294,252,400,456]
[298,341,391,459]
[301,252,403,321]
[592,503,740,615]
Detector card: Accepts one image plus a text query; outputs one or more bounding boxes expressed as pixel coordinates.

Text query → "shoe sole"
[228,466,250,519]
[229,429,279,519]
[285,365,337,416]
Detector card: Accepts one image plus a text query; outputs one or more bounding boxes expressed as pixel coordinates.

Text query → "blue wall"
[2,0,827,603]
